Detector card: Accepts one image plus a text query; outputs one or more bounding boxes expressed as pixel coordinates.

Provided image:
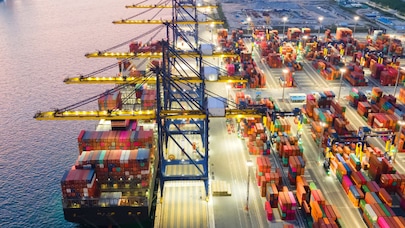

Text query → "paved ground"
[219,0,405,34]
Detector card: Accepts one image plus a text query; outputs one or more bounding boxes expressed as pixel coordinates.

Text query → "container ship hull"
[63,205,152,227]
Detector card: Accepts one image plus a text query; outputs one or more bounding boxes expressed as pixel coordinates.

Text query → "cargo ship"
[60,87,159,227]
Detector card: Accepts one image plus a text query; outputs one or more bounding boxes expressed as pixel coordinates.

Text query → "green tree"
[370,0,405,14]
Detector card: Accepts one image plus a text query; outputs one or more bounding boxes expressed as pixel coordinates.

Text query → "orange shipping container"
[393,216,405,227]
[310,200,323,222]
[379,188,393,207]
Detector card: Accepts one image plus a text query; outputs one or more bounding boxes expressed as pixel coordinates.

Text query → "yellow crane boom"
[84,51,239,59]
[125,4,218,9]
[34,109,263,121]
[63,76,248,84]
[112,19,223,25]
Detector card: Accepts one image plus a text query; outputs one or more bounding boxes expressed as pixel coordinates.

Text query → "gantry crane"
[35,0,267,199]
[322,126,395,173]
[32,2,313,228]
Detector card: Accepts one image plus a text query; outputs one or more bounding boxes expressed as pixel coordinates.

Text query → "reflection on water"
[0,0,166,226]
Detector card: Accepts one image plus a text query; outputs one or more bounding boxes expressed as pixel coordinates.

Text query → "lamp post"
[395,121,405,163]
[353,16,359,39]
[282,81,286,102]
[282,68,289,101]
[318,16,324,42]
[337,68,346,101]
[394,67,403,97]
[246,159,253,210]
[318,122,327,164]
[282,16,288,40]
[303,35,308,48]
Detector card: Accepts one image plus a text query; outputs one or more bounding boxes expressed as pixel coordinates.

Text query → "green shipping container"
[282,157,288,166]
[302,115,308,124]
[361,185,370,193]
[309,182,317,190]
[336,170,343,183]
[298,144,304,153]
[360,199,366,211]
[378,203,391,217]
[274,104,280,111]
[336,218,345,227]
[350,91,359,99]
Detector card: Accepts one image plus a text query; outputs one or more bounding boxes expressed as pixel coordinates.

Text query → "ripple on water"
[0,0,166,227]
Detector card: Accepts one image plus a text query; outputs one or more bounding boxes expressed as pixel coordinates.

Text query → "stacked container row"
[278,188,297,220]
[141,89,156,110]
[77,128,154,153]
[234,91,276,110]
[287,156,305,185]
[75,149,152,185]
[129,40,162,53]
[344,63,367,86]
[240,118,269,155]
[61,168,98,198]
[275,135,303,166]
[98,91,123,111]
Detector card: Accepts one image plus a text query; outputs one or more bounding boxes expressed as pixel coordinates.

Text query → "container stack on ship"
[60,85,159,227]
[61,119,158,226]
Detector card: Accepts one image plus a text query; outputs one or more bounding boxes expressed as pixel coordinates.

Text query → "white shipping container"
[314,108,320,115]
[78,152,87,165]
[120,150,126,163]
[364,204,377,222]
[313,92,321,101]
[373,118,384,128]
[124,150,130,163]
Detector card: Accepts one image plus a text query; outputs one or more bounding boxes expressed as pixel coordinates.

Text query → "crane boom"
[63,76,248,84]
[112,19,223,25]
[125,4,218,9]
[34,110,155,121]
[84,51,239,58]
[34,109,265,121]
